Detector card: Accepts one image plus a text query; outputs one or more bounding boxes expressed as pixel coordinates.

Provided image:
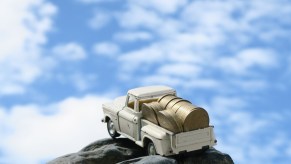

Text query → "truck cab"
[117,86,176,141]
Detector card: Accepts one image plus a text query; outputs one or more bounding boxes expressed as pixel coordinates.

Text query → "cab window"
[127,95,135,109]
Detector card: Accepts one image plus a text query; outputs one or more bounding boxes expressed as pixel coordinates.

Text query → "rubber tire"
[107,119,120,138]
[147,141,157,156]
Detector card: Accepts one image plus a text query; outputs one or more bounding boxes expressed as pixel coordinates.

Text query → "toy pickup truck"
[101,85,217,156]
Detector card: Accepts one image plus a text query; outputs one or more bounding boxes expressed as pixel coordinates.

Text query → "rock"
[119,148,234,164]
[118,155,177,164]
[178,148,234,164]
[48,138,234,164]
[48,138,145,164]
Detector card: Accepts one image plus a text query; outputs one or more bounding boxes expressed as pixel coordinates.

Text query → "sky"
[0,0,291,163]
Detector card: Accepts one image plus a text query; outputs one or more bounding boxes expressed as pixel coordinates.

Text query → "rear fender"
[141,125,167,140]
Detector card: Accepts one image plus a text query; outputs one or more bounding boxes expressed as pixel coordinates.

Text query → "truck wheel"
[107,119,120,138]
[147,141,157,155]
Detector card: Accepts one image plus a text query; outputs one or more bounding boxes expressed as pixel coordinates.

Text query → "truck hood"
[102,96,126,113]
[113,96,127,107]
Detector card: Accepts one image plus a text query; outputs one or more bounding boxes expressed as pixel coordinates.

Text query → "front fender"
[102,114,110,123]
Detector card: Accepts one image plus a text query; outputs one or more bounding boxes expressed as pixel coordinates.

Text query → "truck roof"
[128,85,176,98]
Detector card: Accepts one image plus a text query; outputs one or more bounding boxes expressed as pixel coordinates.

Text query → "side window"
[127,95,135,109]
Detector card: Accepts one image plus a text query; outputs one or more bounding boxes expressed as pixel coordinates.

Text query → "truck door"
[118,95,139,140]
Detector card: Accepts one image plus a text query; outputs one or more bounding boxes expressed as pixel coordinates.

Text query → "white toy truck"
[101,85,217,156]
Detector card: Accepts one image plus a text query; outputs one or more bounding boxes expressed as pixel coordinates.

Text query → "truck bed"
[141,119,216,155]
[172,126,216,153]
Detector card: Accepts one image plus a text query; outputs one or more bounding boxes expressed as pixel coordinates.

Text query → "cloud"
[88,12,111,30]
[203,96,291,163]
[109,0,291,95]
[0,0,57,95]
[131,0,188,14]
[93,42,120,57]
[0,95,111,164]
[52,72,98,92]
[52,42,86,61]
[141,63,221,89]
[118,5,162,29]
[70,73,98,91]
[141,75,184,87]
[218,48,277,75]
[117,43,165,77]
[157,63,202,78]
[287,144,291,156]
[218,48,278,76]
[77,0,116,4]
[231,79,268,92]
[114,31,153,42]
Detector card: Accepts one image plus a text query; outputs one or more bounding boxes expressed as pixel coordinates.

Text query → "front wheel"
[107,119,120,138]
[147,141,157,155]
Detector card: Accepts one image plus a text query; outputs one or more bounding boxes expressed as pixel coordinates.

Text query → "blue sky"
[0,0,291,163]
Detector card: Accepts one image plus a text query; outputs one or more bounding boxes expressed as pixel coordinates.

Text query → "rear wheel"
[147,141,157,155]
[107,119,120,138]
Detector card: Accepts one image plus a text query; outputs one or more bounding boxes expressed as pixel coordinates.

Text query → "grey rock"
[48,138,145,164]
[118,155,177,164]
[177,148,234,164]
[48,138,233,164]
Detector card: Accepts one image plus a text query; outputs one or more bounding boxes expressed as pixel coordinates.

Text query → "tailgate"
[175,126,214,148]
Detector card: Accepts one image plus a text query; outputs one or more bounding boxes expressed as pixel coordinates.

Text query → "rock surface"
[48,138,234,164]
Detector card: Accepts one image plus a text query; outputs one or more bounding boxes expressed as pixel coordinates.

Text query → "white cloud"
[181,1,237,31]
[203,96,291,163]
[52,42,86,61]
[0,95,111,164]
[131,0,188,14]
[287,143,291,156]
[0,0,57,95]
[114,31,153,42]
[71,73,98,91]
[142,75,184,87]
[118,5,162,29]
[142,75,220,90]
[93,42,120,57]
[157,63,201,78]
[88,12,111,30]
[218,48,277,75]
[230,79,268,91]
[54,72,98,92]
[184,79,220,89]
[118,44,165,74]
[77,0,115,4]
[111,0,291,94]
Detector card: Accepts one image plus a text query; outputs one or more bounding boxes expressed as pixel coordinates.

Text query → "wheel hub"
[109,121,115,134]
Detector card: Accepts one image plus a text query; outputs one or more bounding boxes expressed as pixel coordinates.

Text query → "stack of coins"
[158,94,209,132]
[141,102,164,125]
[158,109,183,133]
[141,94,210,133]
